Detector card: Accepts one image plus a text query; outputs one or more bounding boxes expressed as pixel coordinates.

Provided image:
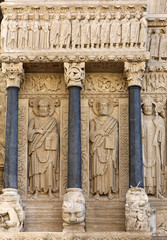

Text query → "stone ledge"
[0,232,152,240]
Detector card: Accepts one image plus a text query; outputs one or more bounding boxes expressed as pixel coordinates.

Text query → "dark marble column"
[124,62,145,189]
[4,87,19,189]
[2,62,24,190]
[63,62,85,233]
[68,86,81,189]
[128,85,144,188]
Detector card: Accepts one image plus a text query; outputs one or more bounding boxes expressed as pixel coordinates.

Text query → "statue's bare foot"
[94,192,100,200]
[31,191,38,199]
[49,192,56,199]
[108,191,114,200]
[158,192,165,199]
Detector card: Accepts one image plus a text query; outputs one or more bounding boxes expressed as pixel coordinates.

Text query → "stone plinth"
[0,232,152,240]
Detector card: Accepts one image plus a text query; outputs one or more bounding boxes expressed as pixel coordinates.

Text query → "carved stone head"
[38,99,50,117]
[62,189,85,225]
[97,98,110,116]
[142,97,153,116]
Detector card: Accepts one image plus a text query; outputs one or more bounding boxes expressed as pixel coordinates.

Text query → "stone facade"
[0,0,166,239]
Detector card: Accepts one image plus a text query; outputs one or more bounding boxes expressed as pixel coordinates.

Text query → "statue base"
[0,188,24,232]
[125,187,150,232]
[62,188,85,232]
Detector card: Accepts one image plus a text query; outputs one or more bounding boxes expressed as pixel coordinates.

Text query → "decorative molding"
[0,52,150,63]
[124,62,146,87]
[2,63,24,88]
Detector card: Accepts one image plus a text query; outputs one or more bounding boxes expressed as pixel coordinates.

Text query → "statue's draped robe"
[142,115,165,195]
[90,116,118,195]
[28,116,58,193]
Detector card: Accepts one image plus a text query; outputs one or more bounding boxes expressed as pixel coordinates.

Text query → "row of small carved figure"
[148,27,167,60]
[1,11,147,51]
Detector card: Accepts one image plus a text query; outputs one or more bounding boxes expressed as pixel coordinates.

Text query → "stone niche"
[14,62,129,232]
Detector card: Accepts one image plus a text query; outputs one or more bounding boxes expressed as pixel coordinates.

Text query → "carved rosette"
[2,63,24,89]
[124,62,146,87]
[64,62,85,88]
[62,188,85,232]
[0,188,24,232]
[125,187,150,232]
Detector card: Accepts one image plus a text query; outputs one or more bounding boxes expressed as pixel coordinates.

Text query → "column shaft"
[129,85,144,188]
[4,87,19,189]
[68,86,82,189]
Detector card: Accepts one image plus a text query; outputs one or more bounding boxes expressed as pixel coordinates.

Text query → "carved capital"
[2,63,24,89]
[124,62,146,87]
[0,188,24,232]
[62,188,85,232]
[64,62,85,88]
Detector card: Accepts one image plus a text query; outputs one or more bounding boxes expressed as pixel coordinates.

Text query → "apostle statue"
[28,98,59,199]
[142,97,166,198]
[90,98,118,200]
[7,14,18,49]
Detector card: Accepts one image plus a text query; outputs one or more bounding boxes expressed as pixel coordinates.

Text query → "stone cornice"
[0,51,150,64]
[1,1,147,15]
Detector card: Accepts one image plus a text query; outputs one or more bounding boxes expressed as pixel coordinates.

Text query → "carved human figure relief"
[50,14,60,49]
[28,98,59,199]
[39,14,50,50]
[142,97,166,198]
[27,18,34,50]
[110,12,121,48]
[33,13,40,50]
[150,29,160,60]
[89,98,118,200]
[130,11,141,48]
[72,12,81,49]
[60,12,71,49]
[101,13,111,49]
[159,27,167,60]
[125,187,150,232]
[121,12,131,48]
[7,14,18,50]
[81,12,91,49]
[91,13,101,49]
[18,14,28,50]
[1,15,8,51]
[139,12,147,49]
[147,29,152,51]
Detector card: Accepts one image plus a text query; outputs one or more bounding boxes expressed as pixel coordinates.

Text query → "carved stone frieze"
[20,73,66,94]
[124,62,146,87]
[0,188,24,232]
[2,63,24,88]
[157,210,167,235]
[143,72,167,92]
[125,187,150,232]
[62,188,85,232]
[85,73,127,93]
[1,4,147,53]
[64,62,85,88]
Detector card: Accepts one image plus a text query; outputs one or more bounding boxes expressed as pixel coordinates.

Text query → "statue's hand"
[36,129,47,134]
